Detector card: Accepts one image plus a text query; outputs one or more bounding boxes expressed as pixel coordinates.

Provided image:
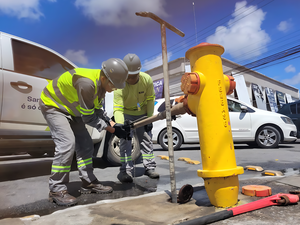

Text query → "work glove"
[144,123,153,132]
[171,115,176,121]
[123,120,132,140]
[113,123,127,139]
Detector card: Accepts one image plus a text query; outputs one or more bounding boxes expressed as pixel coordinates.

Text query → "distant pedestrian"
[113,53,159,183]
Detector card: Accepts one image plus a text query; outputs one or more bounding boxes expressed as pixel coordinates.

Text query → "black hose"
[179,210,233,225]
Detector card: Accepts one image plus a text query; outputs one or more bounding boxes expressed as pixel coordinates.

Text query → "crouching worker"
[39,58,129,206]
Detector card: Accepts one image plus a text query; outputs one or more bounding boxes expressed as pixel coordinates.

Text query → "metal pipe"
[132,102,187,129]
[136,11,185,203]
[179,193,299,225]
[135,12,185,37]
[161,22,177,203]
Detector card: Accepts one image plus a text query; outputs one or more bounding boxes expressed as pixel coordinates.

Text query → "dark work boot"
[144,169,160,179]
[49,190,78,206]
[117,171,133,183]
[81,179,113,194]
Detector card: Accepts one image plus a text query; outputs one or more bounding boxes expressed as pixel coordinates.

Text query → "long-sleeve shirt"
[113,72,155,124]
[73,75,108,132]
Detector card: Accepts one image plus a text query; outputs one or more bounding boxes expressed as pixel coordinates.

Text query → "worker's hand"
[171,115,176,121]
[113,123,127,139]
[144,123,153,132]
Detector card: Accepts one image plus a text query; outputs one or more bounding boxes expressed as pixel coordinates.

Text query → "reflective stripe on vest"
[52,77,80,116]
[41,68,101,116]
[42,87,69,114]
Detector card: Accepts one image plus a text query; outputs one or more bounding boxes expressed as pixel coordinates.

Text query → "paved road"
[0,141,299,219]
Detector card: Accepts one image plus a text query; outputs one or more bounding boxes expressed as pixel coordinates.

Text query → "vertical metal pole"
[161,23,177,203]
[135,11,184,203]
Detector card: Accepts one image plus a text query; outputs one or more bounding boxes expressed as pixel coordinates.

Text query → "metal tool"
[179,193,299,225]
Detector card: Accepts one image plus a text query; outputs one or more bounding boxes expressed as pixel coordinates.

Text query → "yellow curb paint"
[157,155,169,160]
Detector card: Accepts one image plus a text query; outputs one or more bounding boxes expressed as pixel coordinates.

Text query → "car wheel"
[158,128,183,151]
[255,125,281,148]
[106,133,141,166]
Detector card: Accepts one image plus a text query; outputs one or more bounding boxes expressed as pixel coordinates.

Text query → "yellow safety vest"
[40,68,101,117]
[113,72,155,123]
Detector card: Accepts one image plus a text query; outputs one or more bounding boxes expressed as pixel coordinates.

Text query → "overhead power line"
[224,45,300,75]
[143,0,274,68]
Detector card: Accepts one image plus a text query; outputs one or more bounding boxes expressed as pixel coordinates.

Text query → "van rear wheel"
[106,133,141,166]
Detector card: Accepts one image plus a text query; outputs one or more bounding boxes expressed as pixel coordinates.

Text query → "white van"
[0,31,140,165]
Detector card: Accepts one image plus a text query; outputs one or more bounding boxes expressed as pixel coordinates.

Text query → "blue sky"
[1,0,300,89]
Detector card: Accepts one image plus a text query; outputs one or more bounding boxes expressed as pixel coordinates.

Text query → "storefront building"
[146,57,299,112]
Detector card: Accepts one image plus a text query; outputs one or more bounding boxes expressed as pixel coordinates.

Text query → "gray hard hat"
[101,58,128,89]
[123,53,141,75]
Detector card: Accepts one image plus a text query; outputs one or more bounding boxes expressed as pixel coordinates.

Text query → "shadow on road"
[0,155,116,182]
[0,157,53,182]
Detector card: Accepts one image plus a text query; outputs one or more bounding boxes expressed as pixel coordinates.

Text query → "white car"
[0,31,140,166]
[152,96,297,150]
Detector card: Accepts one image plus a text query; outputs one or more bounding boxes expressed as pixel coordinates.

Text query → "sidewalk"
[2,174,300,225]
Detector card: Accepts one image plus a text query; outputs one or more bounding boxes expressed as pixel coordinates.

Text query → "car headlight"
[281,116,294,124]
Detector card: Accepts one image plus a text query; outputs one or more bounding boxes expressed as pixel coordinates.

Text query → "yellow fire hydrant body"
[183,43,244,207]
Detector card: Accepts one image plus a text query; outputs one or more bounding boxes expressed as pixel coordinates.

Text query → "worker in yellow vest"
[39,58,129,206]
[113,54,159,183]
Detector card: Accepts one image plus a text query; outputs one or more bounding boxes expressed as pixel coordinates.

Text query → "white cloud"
[206,0,270,60]
[64,50,88,65]
[277,19,293,33]
[282,73,300,85]
[0,0,55,19]
[74,0,168,27]
[285,65,296,73]
[143,52,173,71]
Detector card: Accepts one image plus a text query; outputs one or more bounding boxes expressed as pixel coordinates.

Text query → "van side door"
[1,34,75,135]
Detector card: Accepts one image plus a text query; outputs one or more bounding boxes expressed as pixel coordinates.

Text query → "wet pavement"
[1,144,300,224]
[0,176,158,220]
[1,162,300,221]
[1,174,300,225]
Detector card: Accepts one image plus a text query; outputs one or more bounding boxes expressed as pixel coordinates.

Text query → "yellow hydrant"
[181,42,244,207]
